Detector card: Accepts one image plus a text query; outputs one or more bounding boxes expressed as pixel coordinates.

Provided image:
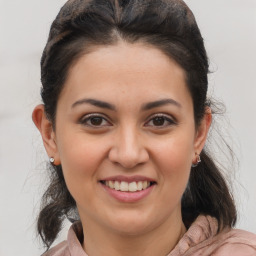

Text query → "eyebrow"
[141,98,182,110]
[71,98,181,111]
[72,98,116,110]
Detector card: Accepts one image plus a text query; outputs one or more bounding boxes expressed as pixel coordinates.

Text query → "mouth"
[100,180,156,192]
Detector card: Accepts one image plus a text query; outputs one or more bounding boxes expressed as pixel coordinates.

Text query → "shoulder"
[211,228,256,256]
[42,240,69,256]
[172,215,256,256]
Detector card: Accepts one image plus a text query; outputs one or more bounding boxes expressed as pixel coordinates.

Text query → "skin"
[33,42,211,256]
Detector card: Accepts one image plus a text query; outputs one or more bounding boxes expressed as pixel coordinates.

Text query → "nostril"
[108,147,149,169]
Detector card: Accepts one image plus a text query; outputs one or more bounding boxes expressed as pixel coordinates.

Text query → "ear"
[32,104,61,165]
[193,107,212,156]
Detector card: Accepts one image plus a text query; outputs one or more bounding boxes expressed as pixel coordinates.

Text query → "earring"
[49,157,55,164]
[192,153,201,167]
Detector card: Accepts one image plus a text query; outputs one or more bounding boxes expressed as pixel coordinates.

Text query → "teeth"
[104,180,152,192]
[137,181,143,191]
[142,181,148,190]
[128,182,137,192]
[109,180,114,189]
[114,181,120,191]
[120,181,129,191]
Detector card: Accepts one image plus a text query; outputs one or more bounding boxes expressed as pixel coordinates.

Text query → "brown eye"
[152,117,165,126]
[80,114,111,127]
[90,117,103,126]
[145,114,176,128]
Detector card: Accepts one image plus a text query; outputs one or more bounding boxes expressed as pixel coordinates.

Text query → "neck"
[81,211,186,256]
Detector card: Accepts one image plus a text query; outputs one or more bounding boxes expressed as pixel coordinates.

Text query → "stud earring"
[49,157,55,164]
[192,153,201,167]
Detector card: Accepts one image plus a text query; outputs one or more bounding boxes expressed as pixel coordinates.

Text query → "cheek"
[58,131,105,169]
[152,132,194,192]
[56,132,108,194]
[154,133,194,169]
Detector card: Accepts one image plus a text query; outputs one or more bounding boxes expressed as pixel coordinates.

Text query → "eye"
[80,114,111,127]
[145,114,176,128]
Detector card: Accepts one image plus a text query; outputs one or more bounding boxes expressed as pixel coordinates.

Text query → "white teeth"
[128,182,137,192]
[109,180,114,189]
[104,180,152,192]
[120,181,129,191]
[137,181,143,191]
[142,181,148,190]
[114,181,120,191]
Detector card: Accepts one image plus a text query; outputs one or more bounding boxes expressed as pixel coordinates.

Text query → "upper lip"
[100,175,156,183]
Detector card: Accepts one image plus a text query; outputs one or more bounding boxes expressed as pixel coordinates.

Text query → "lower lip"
[101,183,155,203]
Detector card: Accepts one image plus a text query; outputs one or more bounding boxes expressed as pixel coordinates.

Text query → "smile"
[101,180,153,192]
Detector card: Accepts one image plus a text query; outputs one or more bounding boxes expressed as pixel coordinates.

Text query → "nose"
[108,126,149,169]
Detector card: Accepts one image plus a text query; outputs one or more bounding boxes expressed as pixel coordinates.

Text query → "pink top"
[43,215,256,255]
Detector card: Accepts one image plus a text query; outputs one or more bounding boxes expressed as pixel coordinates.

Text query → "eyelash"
[145,114,176,128]
[79,113,111,127]
[79,113,176,128]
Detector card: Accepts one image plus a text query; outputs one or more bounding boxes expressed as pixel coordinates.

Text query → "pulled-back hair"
[38,0,237,249]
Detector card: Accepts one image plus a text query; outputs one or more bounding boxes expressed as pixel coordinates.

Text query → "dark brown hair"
[38,0,237,249]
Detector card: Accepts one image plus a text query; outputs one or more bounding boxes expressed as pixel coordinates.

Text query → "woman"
[32,0,256,255]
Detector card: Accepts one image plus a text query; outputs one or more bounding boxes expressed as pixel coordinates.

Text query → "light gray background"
[0,0,255,255]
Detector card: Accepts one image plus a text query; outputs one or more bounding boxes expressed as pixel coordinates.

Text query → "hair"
[38,0,237,249]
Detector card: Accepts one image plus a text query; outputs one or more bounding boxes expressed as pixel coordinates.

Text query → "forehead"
[58,42,191,109]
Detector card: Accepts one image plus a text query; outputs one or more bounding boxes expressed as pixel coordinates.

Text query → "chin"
[106,211,158,236]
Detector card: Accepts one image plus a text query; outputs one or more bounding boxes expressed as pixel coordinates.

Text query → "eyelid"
[144,113,177,127]
[79,113,112,127]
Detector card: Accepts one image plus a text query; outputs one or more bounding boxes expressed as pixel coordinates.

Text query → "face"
[36,42,210,236]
